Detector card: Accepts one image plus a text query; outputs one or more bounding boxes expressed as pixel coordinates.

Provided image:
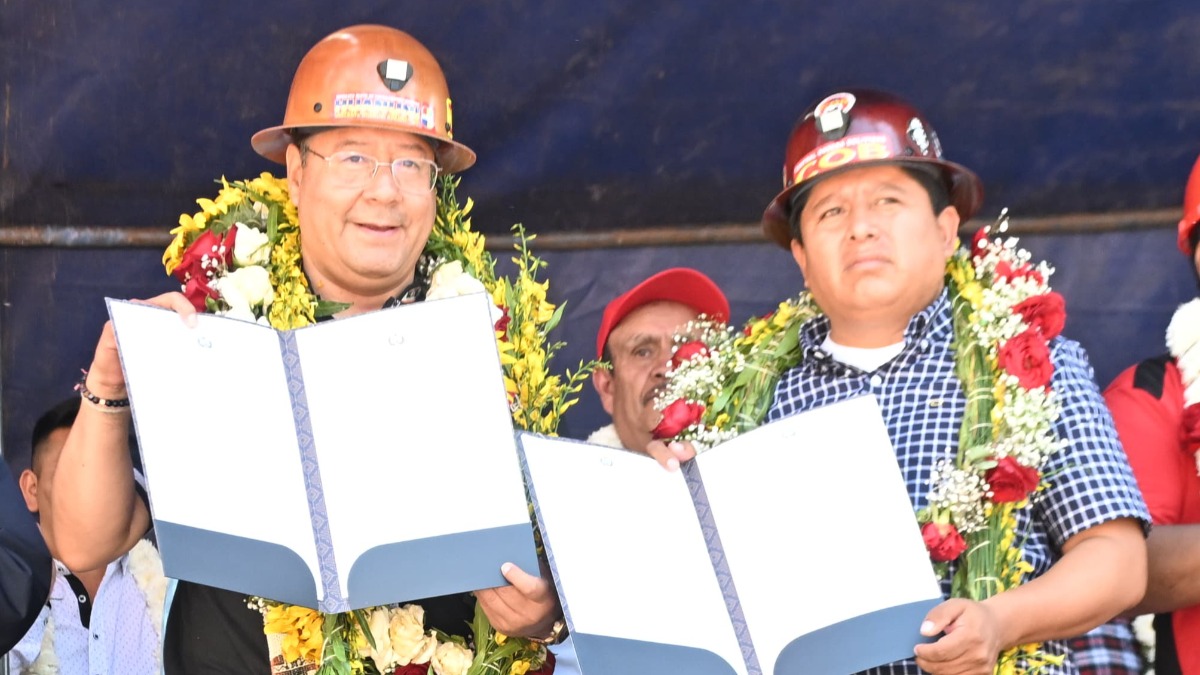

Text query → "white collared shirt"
[10,554,160,675]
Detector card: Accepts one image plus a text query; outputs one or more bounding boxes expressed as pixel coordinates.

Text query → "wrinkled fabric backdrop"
[2,0,1198,467]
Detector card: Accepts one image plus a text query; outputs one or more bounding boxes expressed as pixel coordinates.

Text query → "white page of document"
[297,292,531,596]
[108,300,320,586]
[695,395,942,673]
[520,435,747,674]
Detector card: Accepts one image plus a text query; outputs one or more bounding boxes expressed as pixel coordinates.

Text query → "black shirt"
[163,581,476,674]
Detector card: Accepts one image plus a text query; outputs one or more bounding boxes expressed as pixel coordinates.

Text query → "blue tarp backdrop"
[2,1,1198,466]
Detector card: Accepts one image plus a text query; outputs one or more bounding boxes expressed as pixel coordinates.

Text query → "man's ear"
[18,469,38,513]
[592,366,616,416]
[937,205,961,257]
[285,144,304,209]
[790,237,809,278]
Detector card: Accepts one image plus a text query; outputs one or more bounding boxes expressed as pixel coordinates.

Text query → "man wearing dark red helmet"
[589,268,730,453]
[44,25,564,674]
[1089,153,1200,675]
[650,89,1148,674]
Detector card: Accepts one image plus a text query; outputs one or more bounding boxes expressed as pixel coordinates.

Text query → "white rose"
[233,223,272,267]
[431,640,474,675]
[361,608,400,671]
[426,261,486,300]
[389,604,437,665]
[214,282,254,322]
[226,265,275,306]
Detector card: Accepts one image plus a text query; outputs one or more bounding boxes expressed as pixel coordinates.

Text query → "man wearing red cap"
[1093,152,1200,675]
[649,89,1148,674]
[589,268,730,453]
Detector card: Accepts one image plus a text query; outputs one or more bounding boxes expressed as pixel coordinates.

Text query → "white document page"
[695,395,942,673]
[297,292,531,598]
[107,300,320,585]
[519,435,747,674]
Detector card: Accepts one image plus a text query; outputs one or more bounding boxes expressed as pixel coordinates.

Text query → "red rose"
[985,456,1041,503]
[651,399,705,440]
[670,341,709,369]
[921,522,966,563]
[997,329,1054,389]
[1013,292,1066,340]
[970,227,989,259]
[494,306,511,335]
[528,650,557,674]
[994,260,1044,285]
[173,229,237,311]
[391,664,431,675]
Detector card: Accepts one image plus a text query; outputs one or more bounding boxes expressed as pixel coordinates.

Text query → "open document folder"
[106,293,538,613]
[519,395,942,675]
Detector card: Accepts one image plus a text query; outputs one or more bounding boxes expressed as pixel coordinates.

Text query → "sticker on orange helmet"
[332,93,435,131]
[445,98,454,139]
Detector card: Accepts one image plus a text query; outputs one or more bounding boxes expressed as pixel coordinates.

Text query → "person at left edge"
[0,457,52,654]
[40,25,564,674]
[11,397,163,674]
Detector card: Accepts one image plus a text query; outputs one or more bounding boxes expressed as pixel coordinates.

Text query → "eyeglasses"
[304,148,440,193]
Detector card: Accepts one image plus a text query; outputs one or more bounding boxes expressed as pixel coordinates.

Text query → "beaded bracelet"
[76,372,131,412]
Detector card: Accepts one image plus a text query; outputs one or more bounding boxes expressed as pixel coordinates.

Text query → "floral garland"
[654,213,1068,673]
[166,174,593,675]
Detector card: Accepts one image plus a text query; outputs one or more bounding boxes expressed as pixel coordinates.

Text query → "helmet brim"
[761,157,983,249]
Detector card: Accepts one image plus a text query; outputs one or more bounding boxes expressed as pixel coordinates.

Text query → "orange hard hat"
[1178,153,1200,255]
[762,89,982,248]
[251,25,476,174]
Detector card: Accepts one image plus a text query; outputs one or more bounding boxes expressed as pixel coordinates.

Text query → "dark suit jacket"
[0,460,51,653]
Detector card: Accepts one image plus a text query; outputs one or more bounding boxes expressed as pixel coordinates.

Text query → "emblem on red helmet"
[761,89,984,249]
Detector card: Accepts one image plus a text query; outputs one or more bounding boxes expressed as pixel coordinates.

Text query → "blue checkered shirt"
[767,289,1149,675]
[1066,619,1145,674]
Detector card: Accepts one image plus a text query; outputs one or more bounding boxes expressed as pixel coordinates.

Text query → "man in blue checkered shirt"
[650,89,1150,674]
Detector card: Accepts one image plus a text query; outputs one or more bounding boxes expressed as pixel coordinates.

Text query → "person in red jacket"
[1103,151,1200,675]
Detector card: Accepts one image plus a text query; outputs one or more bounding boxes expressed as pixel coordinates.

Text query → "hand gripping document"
[107,293,538,613]
[519,395,942,675]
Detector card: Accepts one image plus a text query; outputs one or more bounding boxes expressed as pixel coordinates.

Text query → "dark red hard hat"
[1178,153,1200,255]
[762,89,983,248]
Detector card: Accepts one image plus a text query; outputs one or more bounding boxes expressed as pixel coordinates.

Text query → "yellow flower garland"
[168,174,592,675]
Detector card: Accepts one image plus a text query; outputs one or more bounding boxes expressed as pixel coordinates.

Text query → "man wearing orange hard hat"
[649,88,1149,673]
[45,25,565,673]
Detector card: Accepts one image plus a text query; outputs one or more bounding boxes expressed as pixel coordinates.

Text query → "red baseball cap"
[596,268,730,359]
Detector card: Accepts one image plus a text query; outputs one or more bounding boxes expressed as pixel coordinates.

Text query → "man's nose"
[363,162,405,200]
[847,202,879,240]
